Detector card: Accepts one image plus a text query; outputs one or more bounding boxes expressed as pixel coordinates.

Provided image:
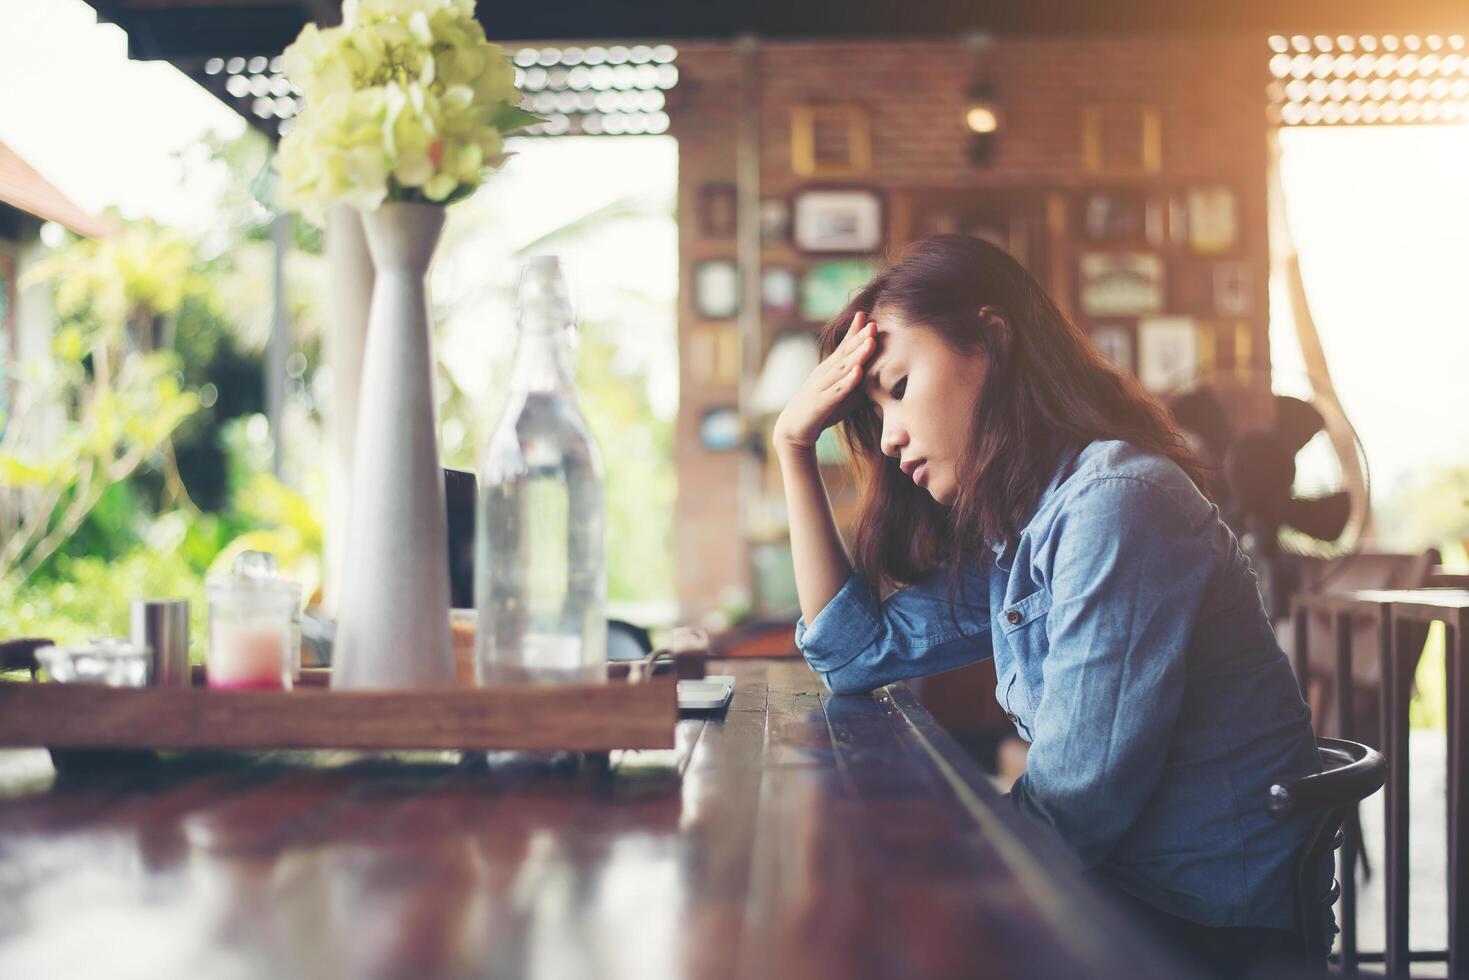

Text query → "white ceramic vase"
[332,201,455,690]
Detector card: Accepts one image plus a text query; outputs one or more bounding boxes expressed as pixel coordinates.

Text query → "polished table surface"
[0,660,1183,979]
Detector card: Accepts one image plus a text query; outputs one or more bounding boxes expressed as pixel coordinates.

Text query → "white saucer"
[677,675,734,711]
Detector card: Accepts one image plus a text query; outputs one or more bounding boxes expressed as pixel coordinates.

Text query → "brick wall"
[668,35,1272,617]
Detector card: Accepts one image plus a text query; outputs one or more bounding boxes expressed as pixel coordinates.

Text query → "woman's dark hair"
[819,233,1207,594]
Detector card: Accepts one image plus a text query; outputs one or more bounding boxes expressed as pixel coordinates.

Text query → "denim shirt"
[795,440,1322,929]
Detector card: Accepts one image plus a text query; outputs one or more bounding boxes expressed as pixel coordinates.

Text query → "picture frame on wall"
[699,183,737,239]
[1081,104,1162,175]
[761,267,798,317]
[1137,317,1199,393]
[1187,186,1238,254]
[918,210,1025,266]
[699,406,744,452]
[688,324,741,386]
[1213,261,1252,316]
[800,258,879,321]
[1082,190,1148,242]
[1089,324,1135,373]
[1078,252,1164,317]
[790,104,872,177]
[759,198,791,245]
[692,259,740,319]
[792,189,884,253]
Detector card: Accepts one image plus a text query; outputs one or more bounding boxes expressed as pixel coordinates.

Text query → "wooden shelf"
[0,654,702,753]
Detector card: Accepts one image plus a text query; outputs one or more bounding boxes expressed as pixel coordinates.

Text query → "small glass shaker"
[206,551,299,691]
[36,638,151,687]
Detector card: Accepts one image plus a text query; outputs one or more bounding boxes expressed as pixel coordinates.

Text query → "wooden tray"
[0,650,703,753]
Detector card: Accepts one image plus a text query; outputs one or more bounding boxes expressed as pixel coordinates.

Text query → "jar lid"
[206,550,299,608]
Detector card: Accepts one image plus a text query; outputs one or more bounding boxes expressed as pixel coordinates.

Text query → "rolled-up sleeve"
[1009,476,1214,867]
[795,561,993,695]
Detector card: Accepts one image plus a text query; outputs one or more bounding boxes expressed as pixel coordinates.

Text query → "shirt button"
[1006,609,1022,625]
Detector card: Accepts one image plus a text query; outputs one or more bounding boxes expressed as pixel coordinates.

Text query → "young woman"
[772,234,1325,977]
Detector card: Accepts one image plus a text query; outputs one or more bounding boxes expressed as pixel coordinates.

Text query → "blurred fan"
[1166,372,1370,617]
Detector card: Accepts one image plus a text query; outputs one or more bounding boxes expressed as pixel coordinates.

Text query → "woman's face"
[862,306,989,506]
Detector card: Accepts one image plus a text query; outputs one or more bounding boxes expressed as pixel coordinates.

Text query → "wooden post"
[735,33,762,610]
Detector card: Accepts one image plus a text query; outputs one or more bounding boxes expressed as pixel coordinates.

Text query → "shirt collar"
[988,442,1087,558]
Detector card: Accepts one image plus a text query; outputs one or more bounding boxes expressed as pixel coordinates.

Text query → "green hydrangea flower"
[274,0,538,219]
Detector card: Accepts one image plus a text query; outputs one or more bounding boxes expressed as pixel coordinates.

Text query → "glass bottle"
[475,256,607,684]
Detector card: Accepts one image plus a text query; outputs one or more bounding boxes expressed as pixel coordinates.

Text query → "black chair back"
[1267,736,1387,959]
[607,620,654,662]
[444,468,477,609]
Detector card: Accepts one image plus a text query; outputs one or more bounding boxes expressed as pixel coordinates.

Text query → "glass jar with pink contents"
[206,551,300,691]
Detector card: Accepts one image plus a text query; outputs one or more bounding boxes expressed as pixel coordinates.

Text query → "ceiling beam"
[88,0,1469,63]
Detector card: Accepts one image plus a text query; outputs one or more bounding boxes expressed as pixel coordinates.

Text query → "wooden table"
[0,660,1184,979]
[1293,588,1469,979]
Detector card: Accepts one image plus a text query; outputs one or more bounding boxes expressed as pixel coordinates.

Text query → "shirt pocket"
[999,587,1052,635]
[994,665,1034,739]
[998,587,1052,725]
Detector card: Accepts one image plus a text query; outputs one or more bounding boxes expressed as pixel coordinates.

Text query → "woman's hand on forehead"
[772,310,877,452]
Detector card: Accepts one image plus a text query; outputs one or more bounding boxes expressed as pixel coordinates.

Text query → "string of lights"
[190,43,679,141]
[1268,33,1469,125]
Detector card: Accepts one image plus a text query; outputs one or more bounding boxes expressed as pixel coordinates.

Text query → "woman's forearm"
[777,443,854,624]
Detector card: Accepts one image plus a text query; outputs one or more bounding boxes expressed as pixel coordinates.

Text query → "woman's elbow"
[796,639,873,695]
[820,668,877,696]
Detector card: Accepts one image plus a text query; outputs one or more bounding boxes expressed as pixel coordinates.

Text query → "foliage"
[1376,465,1469,554]
[0,522,211,660]
[0,352,199,586]
[208,469,325,606]
[574,333,677,606]
[0,220,213,586]
[24,221,203,338]
[0,449,324,661]
[274,0,539,215]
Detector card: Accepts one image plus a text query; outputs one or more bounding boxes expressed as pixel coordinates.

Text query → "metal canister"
[130,599,191,688]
